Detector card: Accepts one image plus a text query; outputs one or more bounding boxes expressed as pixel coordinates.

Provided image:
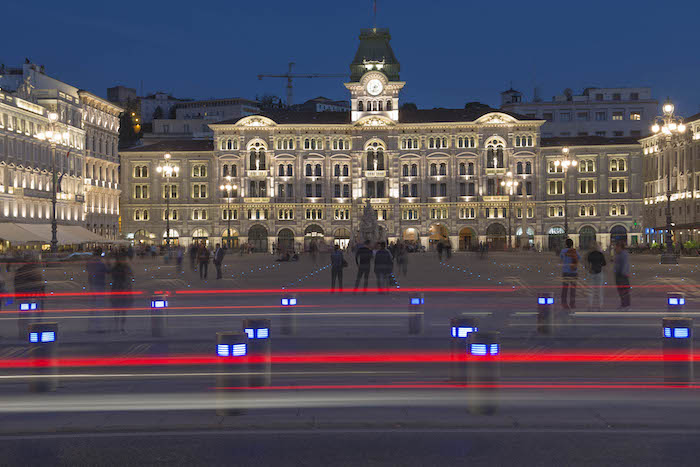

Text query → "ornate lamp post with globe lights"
[156,153,179,248]
[219,177,238,248]
[651,99,686,264]
[554,147,577,239]
[37,112,69,253]
[500,172,518,249]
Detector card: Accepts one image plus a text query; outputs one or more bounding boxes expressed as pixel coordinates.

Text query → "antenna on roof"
[373,0,377,29]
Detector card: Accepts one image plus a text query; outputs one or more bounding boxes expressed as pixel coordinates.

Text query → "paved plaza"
[1,250,700,466]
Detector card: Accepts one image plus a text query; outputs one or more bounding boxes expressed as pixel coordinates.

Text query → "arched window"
[335,164,341,176]
[402,164,409,177]
[231,165,237,177]
[287,164,293,176]
[468,162,474,175]
[459,163,466,175]
[378,101,383,111]
[439,163,446,175]
[486,140,505,168]
[411,164,418,176]
[222,164,229,177]
[387,100,392,111]
[278,164,285,176]
[517,161,523,174]
[343,164,349,176]
[221,140,226,150]
[314,164,322,176]
[358,101,363,111]
[525,161,532,174]
[305,164,312,176]
[430,163,437,176]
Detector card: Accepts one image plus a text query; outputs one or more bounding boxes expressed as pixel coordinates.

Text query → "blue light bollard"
[536,292,555,335]
[662,317,693,384]
[449,317,478,381]
[243,318,271,387]
[467,331,501,414]
[667,292,686,313]
[408,293,424,335]
[28,322,58,392]
[215,332,249,415]
[150,293,169,337]
[280,294,297,335]
[18,299,40,339]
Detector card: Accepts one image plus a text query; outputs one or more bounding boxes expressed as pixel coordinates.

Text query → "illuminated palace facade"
[120,28,643,251]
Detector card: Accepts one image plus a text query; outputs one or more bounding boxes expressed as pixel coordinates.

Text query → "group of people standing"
[187,243,227,280]
[559,238,632,311]
[329,240,410,292]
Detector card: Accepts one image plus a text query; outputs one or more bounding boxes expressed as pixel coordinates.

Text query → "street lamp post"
[219,177,237,249]
[554,147,577,239]
[501,172,518,249]
[38,112,67,253]
[156,153,179,249]
[652,99,686,264]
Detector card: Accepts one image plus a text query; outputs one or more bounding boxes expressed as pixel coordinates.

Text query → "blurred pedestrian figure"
[586,241,607,312]
[559,238,580,309]
[395,241,408,277]
[310,239,318,264]
[330,244,346,292]
[86,248,108,333]
[614,240,631,310]
[189,244,197,271]
[213,243,225,280]
[354,240,373,293]
[445,239,452,259]
[198,243,210,280]
[436,241,444,261]
[176,247,184,274]
[110,252,133,334]
[127,245,134,260]
[374,242,393,293]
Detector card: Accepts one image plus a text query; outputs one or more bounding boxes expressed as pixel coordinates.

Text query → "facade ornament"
[16,75,36,102]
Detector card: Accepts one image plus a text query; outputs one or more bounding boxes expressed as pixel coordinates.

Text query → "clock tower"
[345,28,405,123]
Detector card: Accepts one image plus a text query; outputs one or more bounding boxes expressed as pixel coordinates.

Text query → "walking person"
[559,238,580,309]
[395,241,408,277]
[436,241,444,261]
[198,243,210,280]
[354,240,373,293]
[586,241,607,312]
[330,244,346,292]
[189,244,197,271]
[213,243,225,280]
[110,251,133,334]
[614,240,631,310]
[374,242,393,293]
[86,248,108,332]
[176,246,184,274]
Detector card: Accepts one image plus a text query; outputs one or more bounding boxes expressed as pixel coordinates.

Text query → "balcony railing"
[364,170,386,178]
[244,197,270,203]
[247,170,268,178]
[482,195,509,202]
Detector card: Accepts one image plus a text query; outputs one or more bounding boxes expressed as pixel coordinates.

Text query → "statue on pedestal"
[354,200,385,246]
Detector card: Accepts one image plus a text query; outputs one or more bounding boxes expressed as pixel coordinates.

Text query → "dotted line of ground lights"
[281,263,401,290]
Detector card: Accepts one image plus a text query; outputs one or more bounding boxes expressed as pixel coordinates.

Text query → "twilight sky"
[4,0,700,116]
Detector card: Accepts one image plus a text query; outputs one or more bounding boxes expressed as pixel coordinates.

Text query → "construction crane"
[257,62,346,107]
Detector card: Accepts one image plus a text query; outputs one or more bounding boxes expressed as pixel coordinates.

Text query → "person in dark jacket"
[586,241,607,311]
[374,242,393,293]
[197,243,210,280]
[330,245,345,291]
[354,240,373,293]
[213,243,225,280]
[110,252,133,334]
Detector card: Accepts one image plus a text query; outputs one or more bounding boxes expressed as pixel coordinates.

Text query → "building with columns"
[640,111,700,245]
[78,91,122,239]
[0,62,122,247]
[119,28,644,251]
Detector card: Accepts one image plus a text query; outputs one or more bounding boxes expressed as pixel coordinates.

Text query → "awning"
[0,223,47,243]
[3,223,116,245]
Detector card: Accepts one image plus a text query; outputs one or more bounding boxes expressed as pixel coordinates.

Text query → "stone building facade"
[119,28,644,252]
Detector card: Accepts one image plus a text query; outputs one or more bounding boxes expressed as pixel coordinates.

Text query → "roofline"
[78,90,124,114]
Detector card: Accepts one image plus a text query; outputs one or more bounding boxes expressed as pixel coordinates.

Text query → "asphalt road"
[2,428,700,467]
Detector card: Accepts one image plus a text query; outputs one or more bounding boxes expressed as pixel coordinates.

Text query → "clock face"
[366,79,383,96]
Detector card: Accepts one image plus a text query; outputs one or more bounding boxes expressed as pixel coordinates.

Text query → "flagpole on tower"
[373,0,377,29]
